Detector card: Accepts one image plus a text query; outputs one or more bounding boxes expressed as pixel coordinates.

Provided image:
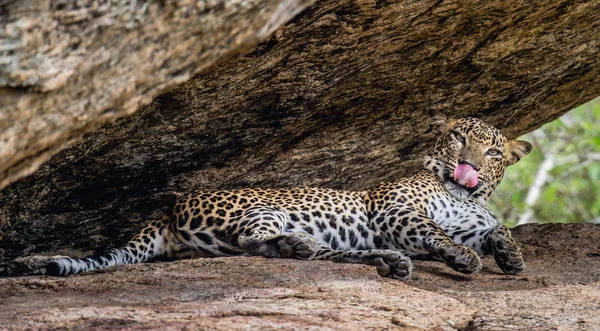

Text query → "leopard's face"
[425,117,532,205]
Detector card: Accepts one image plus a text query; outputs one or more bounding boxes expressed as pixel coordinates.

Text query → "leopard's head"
[424,117,532,206]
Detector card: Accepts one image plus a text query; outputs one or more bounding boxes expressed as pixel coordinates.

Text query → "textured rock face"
[1,258,477,330]
[1,224,599,330]
[0,0,315,191]
[2,1,600,265]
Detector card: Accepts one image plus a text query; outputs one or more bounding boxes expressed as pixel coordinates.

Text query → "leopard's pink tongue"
[453,163,479,188]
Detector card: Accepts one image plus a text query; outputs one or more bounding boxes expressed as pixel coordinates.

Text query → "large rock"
[2,1,600,263]
[0,0,315,191]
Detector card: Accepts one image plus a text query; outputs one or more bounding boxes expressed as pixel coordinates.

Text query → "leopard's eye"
[486,149,502,157]
[451,131,465,144]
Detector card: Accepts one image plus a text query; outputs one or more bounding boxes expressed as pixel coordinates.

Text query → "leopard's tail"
[45,216,173,276]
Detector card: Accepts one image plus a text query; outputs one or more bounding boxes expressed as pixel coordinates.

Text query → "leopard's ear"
[428,111,456,134]
[506,140,532,166]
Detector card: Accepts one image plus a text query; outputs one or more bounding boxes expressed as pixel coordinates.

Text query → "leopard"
[45,116,532,279]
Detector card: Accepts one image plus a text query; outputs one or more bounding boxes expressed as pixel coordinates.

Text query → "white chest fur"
[427,195,497,234]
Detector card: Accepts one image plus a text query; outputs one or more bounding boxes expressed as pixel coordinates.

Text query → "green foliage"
[490,97,600,227]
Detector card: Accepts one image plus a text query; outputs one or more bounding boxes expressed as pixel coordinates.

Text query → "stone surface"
[2,0,600,278]
[0,259,476,330]
[1,223,599,330]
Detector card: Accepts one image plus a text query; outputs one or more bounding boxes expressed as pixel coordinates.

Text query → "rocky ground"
[1,223,599,330]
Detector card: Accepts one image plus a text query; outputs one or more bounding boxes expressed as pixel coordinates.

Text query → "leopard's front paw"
[438,244,482,274]
[368,250,413,280]
[490,226,525,275]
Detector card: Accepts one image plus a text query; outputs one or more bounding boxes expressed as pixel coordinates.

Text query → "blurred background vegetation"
[490,97,600,227]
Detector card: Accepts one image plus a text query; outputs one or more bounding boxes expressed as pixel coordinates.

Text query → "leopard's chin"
[443,176,476,199]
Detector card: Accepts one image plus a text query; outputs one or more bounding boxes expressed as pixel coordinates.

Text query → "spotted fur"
[46,117,531,279]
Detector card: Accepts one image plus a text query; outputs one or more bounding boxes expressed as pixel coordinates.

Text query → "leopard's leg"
[486,225,525,274]
[382,209,482,274]
[446,228,494,257]
[445,222,525,275]
[311,248,413,280]
[234,207,316,258]
[234,207,412,279]
[241,229,413,280]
